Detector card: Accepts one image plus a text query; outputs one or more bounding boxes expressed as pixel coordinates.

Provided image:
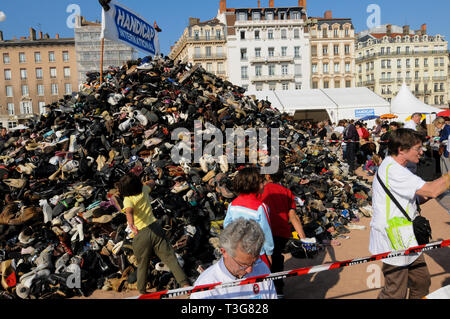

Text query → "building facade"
[169,18,228,79]
[356,24,449,107]
[0,28,78,128]
[309,10,356,89]
[74,16,138,87]
[217,0,310,92]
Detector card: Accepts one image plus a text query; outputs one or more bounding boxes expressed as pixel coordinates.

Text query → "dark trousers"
[378,254,431,299]
[132,222,189,294]
[345,142,358,172]
[271,236,289,294]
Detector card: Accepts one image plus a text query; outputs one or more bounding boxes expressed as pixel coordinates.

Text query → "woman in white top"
[370,128,449,299]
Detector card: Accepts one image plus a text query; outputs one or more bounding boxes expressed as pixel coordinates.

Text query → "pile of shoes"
[0,55,372,299]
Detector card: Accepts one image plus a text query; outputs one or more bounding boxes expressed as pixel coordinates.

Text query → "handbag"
[377,173,432,245]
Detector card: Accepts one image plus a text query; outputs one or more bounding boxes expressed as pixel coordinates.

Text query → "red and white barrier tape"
[133,239,450,299]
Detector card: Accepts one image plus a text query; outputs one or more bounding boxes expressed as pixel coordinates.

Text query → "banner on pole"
[101,0,160,56]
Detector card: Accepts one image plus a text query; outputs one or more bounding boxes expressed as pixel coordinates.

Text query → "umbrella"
[359,115,380,121]
[405,114,427,121]
[437,110,450,117]
[380,114,398,119]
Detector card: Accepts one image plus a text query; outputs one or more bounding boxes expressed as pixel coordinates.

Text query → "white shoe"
[119,118,136,131]
[133,110,148,126]
[218,155,228,173]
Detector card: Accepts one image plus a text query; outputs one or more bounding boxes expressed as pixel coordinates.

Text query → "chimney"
[386,24,392,36]
[403,25,410,35]
[219,0,226,13]
[258,0,261,8]
[189,17,200,26]
[44,33,49,39]
[55,34,59,39]
[299,0,307,9]
[0,31,3,41]
[39,31,43,39]
[421,24,427,35]
[29,28,36,40]
[324,10,332,19]
[269,0,274,8]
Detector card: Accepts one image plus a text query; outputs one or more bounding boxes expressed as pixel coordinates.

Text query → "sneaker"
[119,118,136,132]
[133,110,148,126]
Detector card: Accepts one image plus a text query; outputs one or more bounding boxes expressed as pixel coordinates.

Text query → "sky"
[0,0,449,55]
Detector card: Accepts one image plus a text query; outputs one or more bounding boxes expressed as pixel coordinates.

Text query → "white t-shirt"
[189,258,277,300]
[403,120,417,131]
[369,156,426,267]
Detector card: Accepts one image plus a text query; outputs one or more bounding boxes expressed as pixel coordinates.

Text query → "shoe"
[133,110,148,126]
[119,118,136,132]
[202,170,216,183]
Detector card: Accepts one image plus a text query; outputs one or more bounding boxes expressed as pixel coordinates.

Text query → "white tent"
[391,82,442,122]
[246,87,390,123]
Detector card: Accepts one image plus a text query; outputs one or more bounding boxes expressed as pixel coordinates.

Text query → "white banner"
[101,0,160,56]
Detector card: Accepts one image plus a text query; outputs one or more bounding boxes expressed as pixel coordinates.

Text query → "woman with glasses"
[433,117,450,175]
[369,128,450,299]
[190,218,277,299]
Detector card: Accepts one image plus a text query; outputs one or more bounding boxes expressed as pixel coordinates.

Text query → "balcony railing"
[193,54,227,60]
[356,49,449,62]
[433,76,448,81]
[250,55,294,64]
[380,78,394,83]
[251,74,295,82]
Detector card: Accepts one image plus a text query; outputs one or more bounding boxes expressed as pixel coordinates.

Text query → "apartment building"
[309,10,356,89]
[356,24,448,107]
[217,0,310,92]
[74,16,138,86]
[0,28,78,128]
[169,17,228,79]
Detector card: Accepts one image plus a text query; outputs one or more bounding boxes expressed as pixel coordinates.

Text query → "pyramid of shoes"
[0,56,373,299]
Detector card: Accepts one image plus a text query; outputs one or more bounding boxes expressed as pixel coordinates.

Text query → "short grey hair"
[219,218,265,258]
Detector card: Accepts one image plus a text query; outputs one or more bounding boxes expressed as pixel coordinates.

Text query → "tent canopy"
[246,87,390,123]
[391,82,442,121]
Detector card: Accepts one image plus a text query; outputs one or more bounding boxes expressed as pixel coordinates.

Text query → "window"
[64,83,72,95]
[396,47,401,54]
[334,45,339,55]
[19,52,26,63]
[37,84,44,96]
[20,101,32,114]
[295,83,302,90]
[397,59,401,68]
[255,65,262,77]
[238,12,247,21]
[345,63,351,73]
[322,45,328,56]
[345,45,350,55]
[415,58,419,67]
[194,31,199,40]
[205,47,212,57]
[345,29,349,37]
[21,85,29,96]
[255,48,261,58]
[294,64,302,76]
[266,11,274,20]
[240,31,246,40]
[4,69,11,80]
[324,81,329,88]
[240,48,247,60]
[51,83,58,95]
[8,122,17,129]
[63,51,69,62]
[281,29,287,39]
[282,83,289,90]
[268,64,275,76]
[294,29,300,39]
[334,63,340,73]
[241,66,248,80]
[269,82,276,91]
[39,102,46,115]
[217,62,224,73]
[36,68,43,79]
[281,47,287,57]
[311,46,317,56]
[6,86,13,97]
[334,29,339,38]
[254,30,260,40]
[312,82,318,89]
[406,46,410,54]
[49,51,55,62]
[3,53,10,64]
[206,63,212,72]
[268,47,274,57]
[312,64,318,73]
[216,30,222,39]
[256,83,263,91]
[20,69,27,80]
[335,80,341,88]
[294,46,301,58]
[322,28,328,38]
[7,103,15,115]
[424,58,428,67]
[406,59,411,68]
[205,30,211,41]
[268,29,273,39]
[35,52,41,63]
[50,67,57,78]
[323,63,329,73]
[253,12,261,21]
[217,46,224,58]
[281,64,288,76]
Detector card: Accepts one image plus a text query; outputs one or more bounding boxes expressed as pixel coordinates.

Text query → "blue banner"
[355,108,375,119]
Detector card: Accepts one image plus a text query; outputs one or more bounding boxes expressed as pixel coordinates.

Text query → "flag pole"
[100,37,104,85]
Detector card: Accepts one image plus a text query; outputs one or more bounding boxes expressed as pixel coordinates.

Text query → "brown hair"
[233,167,263,194]
[388,128,426,156]
[116,173,143,197]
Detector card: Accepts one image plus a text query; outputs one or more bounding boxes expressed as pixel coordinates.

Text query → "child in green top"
[116,173,190,294]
